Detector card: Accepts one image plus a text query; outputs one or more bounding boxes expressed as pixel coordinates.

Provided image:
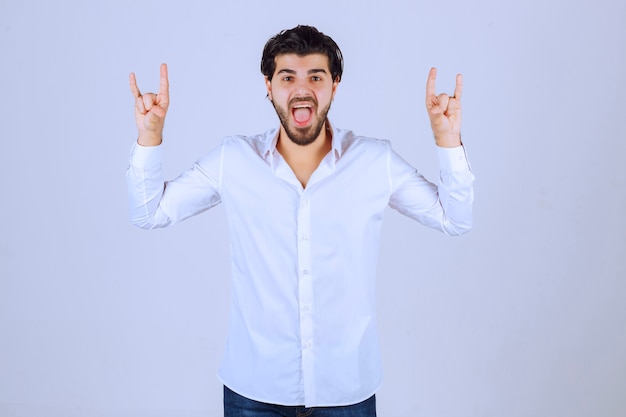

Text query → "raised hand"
[129,63,170,146]
[425,67,462,148]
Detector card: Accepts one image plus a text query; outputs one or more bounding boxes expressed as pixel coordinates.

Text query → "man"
[127,25,473,417]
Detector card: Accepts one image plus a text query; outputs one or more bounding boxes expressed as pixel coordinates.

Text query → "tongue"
[294,107,312,124]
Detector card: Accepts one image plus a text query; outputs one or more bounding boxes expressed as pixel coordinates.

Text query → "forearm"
[389,145,474,236]
[435,145,474,235]
[126,144,171,229]
[126,142,223,229]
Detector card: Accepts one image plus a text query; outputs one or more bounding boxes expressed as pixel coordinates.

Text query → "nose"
[292,77,312,96]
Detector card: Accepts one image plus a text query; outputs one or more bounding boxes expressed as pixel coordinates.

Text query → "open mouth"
[291,103,314,127]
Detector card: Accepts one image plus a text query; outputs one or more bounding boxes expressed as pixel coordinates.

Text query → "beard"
[272,98,332,146]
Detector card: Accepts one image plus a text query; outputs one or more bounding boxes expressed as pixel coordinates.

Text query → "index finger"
[129,72,141,98]
[159,63,169,99]
[426,67,437,99]
[453,73,463,100]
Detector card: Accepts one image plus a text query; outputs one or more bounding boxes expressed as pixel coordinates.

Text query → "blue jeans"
[223,386,377,417]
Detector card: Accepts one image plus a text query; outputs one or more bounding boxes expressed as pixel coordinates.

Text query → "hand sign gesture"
[129,63,170,146]
[425,68,462,148]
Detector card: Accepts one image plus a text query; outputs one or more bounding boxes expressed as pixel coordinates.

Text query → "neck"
[276,122,332,188]
[276,123,332,162]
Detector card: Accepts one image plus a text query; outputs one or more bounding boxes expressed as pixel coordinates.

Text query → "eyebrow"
[276,68,329,75]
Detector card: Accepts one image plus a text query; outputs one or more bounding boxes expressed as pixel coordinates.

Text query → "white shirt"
[126,124,474,407]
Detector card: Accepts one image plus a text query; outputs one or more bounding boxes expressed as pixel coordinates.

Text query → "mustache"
[288,96,317,107]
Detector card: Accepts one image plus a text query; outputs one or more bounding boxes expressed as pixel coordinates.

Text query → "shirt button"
[302,305,310,311]
[302,269,310,276]
[302,199,309,206]
[302,235,309,241]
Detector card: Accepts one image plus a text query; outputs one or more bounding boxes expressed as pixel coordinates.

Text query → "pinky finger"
[453,74,463,100]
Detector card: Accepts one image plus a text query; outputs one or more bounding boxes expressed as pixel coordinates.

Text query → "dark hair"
[261,25,343,82]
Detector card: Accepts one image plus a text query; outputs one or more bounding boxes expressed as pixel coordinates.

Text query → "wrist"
[137,132,163,147]
[434,133,461,148]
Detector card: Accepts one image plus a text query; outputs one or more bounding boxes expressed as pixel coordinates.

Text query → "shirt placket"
[297,193,316,404]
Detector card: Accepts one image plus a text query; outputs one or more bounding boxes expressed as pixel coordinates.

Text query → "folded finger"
[437,93,450,109]
[142,93,156,111]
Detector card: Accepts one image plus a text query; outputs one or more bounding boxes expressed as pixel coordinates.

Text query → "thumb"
[149,105,166,119]
[142,107,166,131]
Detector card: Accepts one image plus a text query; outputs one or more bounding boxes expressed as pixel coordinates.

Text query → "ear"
[331,78,339,101]
[265,76,273,101]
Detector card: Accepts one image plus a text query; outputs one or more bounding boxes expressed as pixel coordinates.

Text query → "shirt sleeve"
[126,142,222,229]
[388,145,474,236]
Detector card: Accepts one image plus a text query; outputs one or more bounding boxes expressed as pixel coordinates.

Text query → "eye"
[311,76,321,82]
[282,76,293,82]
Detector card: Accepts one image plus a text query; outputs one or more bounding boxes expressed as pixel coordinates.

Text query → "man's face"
[266,53,338,146]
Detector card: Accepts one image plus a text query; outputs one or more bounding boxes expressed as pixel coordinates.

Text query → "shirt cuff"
[129,142,163,169]
[437,145,471,172]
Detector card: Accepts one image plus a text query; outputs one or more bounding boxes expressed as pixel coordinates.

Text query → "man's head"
[261,25,343,83]
[262,26,343,146]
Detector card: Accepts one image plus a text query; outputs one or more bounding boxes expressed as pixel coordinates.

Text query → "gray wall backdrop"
[1,0,625,416]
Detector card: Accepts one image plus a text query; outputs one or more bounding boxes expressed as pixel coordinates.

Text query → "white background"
[1,0,625,416]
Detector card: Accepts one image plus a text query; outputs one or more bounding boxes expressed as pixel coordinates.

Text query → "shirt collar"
[262,121,344,163]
